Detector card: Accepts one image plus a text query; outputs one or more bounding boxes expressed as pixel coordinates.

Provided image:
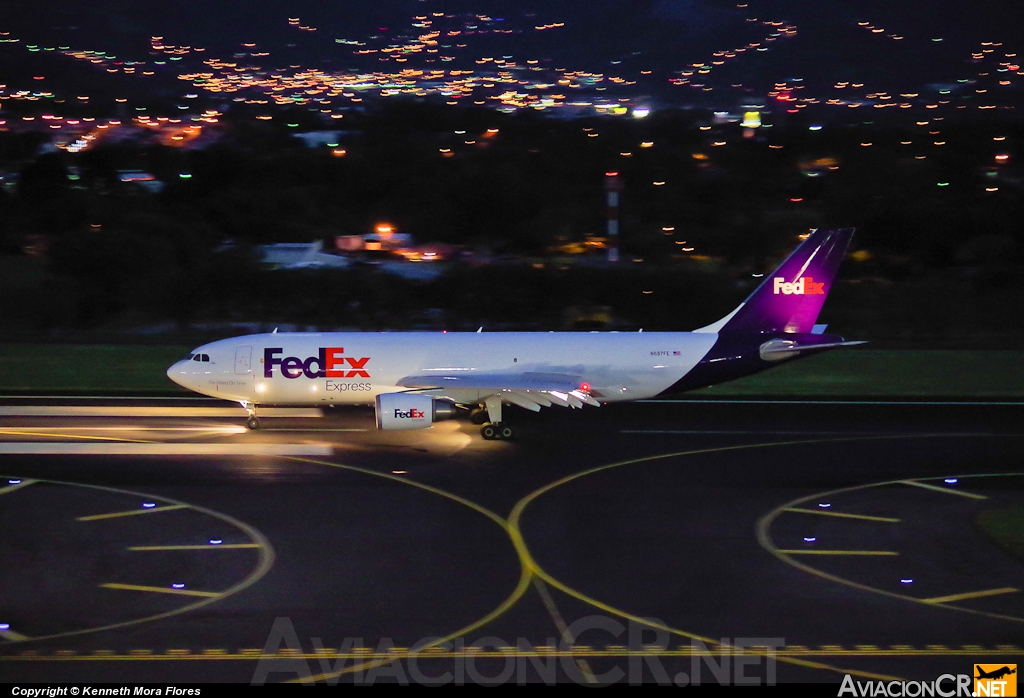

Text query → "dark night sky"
[3,0,1024,105]
[5,0,1024,61]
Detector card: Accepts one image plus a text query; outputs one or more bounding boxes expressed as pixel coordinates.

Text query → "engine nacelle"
[375,393,458,431]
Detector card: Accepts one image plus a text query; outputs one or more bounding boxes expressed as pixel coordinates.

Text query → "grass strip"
[0,344,192,393]
[975,506,1024,563]
[691,350,1024,397]
[0,345,1021,397]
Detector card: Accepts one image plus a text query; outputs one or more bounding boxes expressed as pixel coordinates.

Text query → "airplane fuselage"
[167,331,720,405]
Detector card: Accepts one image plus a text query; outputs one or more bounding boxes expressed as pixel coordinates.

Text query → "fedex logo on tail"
[773,277,825,295]
[264,347,370,379]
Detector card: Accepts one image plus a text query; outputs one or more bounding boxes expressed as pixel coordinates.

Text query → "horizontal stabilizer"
[759,339,867,361]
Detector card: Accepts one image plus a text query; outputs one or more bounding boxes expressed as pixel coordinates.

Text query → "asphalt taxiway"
[1,396,1023,684]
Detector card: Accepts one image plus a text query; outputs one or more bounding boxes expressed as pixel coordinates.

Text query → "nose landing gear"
[241,401,260,430]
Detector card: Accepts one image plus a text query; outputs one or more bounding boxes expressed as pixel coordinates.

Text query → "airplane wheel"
[481,424,498,440]
[246,416,260,430]
[499,425,514,440]
[470,408,488,425]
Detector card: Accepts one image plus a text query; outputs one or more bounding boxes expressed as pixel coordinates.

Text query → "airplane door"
[234,346,252,374]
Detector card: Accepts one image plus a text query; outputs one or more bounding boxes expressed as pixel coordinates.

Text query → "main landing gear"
[242,401,260,430]
[478,395,513,440]
[481,423,514,440]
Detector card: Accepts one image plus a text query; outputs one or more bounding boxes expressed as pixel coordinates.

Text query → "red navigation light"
[605,171,619,177]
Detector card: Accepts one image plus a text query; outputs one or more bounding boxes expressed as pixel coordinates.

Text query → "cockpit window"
[186,354,195,360]
[201,354,210,362]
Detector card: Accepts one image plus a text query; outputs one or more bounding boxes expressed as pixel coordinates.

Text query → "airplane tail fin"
[696,228,855,335]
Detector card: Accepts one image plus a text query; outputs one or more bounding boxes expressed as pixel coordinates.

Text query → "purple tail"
[708,228,855,334]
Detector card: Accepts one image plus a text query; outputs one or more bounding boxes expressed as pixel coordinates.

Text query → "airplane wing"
[396,372,600,410]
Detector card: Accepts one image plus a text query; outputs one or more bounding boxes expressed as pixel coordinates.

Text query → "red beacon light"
[579,382,591,393]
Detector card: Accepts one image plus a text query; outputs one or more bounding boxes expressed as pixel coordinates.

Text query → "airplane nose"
[167,361,188,389]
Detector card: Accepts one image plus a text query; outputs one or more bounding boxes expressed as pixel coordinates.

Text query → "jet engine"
[375,393,458,430]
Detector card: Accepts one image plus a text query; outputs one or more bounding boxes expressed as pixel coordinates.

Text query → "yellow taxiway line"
[0,630,31,642]
[759,472,1024,626]
[923,588,1019,605]
[100,583,221,598]
[77,504,188,521]
[0,429,147,443]
[900,480,987,500]
[0,476,275,645]
[776,550,899,556]
[127,544,261,551]
[0,479,36,496]
[783,507,900,523]
[6,645,1024,661]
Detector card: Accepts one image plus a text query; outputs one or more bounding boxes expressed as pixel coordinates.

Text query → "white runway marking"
[0,443,333,455]
[621,430,1003,436]
[623,429,865,435]
[264,428,368,432]
[0,407,323,418]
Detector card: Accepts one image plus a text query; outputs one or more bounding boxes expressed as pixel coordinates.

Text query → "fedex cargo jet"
[168,228,863,439]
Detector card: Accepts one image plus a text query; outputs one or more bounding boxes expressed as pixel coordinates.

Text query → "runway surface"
[0,395,1022,685]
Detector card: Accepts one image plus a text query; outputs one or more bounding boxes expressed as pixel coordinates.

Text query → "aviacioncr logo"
[263,347,370,379]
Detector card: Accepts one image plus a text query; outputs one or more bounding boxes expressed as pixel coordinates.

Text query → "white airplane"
[168,228,863,439]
